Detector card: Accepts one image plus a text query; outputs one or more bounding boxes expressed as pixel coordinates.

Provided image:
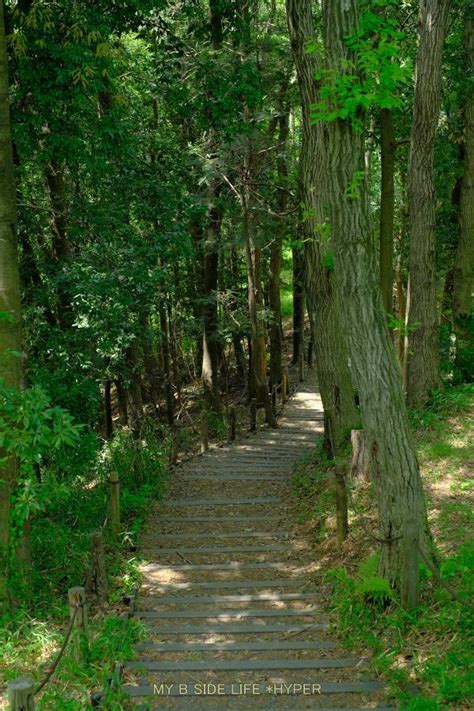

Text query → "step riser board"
[127,657,367,671]
[137,608,322,619]
[141,579,311,590]
[138,593,320,604]
[141,545,289,555]
[143,623,329,634]
[134,640,337,652]
[123,681,385,698]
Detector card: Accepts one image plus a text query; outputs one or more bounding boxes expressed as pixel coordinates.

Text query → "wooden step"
[143,622,329,634]
[137,607,322,620]
[134,639,336,652]
[139,592,319,604]
[140,561,293,572]
[142,579,309,590]
[127,657,367,672]
[141,544,289,555]
[123,680,385,698]
[168,497,282,507]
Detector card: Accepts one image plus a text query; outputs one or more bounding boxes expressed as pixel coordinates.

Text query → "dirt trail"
[122,374,395,711]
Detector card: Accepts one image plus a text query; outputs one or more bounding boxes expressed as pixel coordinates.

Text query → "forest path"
[122,374,394,710]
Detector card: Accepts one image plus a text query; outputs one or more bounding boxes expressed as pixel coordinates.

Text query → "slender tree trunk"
[379,108,396,315]
[200,0,224,413]
[202,198,222,412]
[321,0,435,606]
[243,200,277,428]
[0,0,22,613]
[452,4,474,381]
[291,247,305,365]
[159,306,174,428]
[269,112,288,389]
[287,0,357,453]
[104,380,113,439]
[114,380,128,426]
[405,0,450,406]
[124,342,144,438]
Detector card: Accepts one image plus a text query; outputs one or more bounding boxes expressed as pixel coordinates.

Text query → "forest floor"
[291,383,473,710]
[0,370,472,710]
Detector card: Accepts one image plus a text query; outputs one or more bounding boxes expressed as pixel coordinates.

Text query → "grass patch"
[292,384,474,709]
[0,420,169,708]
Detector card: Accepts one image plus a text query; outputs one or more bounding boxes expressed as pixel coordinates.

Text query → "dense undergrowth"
[0,422,169,709]
[293,383,474,710]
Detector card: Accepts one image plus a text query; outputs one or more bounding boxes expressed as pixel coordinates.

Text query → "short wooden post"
[334,462,349,545]
[282,368,288,404]
[200,410,208,453]
[250,398,257,432]
[68,586,89,663]
[228,406,236,443]
[299,352,304,382]
[8,677,35,710]
[109,470,120,537]
[86,531,108,603]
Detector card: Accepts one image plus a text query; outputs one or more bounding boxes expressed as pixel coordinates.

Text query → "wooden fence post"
[250,398,257,433]
[334,462,349,544]
[8,677,35,710]
[200,410,208,453]
[86,531,108,603]
[109,470,120,537]
[68,586,89,663]
[228,406,236,443]
[299,352,304,382]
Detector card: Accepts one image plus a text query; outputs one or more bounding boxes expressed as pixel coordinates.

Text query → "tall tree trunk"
[200,0,224,413]
[0,0,22,613]
[405,0,450,406]
[124,342,144,439]
[159,305,174,428]
[286,0,357,453]
[379,108,396,315]
[321,0,435,606]
[452,3,474,381]
[243,196,277,428]
[202,198,222,412]
[268,112,288,389]
[291,247,305,364]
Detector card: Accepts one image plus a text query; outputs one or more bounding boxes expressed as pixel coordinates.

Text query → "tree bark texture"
[405,0,450,406]
[287,0,357,452]
[379,108,396,316]
[0,0,22,613]
[320,0,435,604]
[452,3,474,381]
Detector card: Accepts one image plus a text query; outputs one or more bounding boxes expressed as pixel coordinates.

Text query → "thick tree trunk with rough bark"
[379,108,396,316]
[452,4,474,381]
[405,0,450,406]
[0,0,22,613]
[287,0,357,453]
[321,0,435,606]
